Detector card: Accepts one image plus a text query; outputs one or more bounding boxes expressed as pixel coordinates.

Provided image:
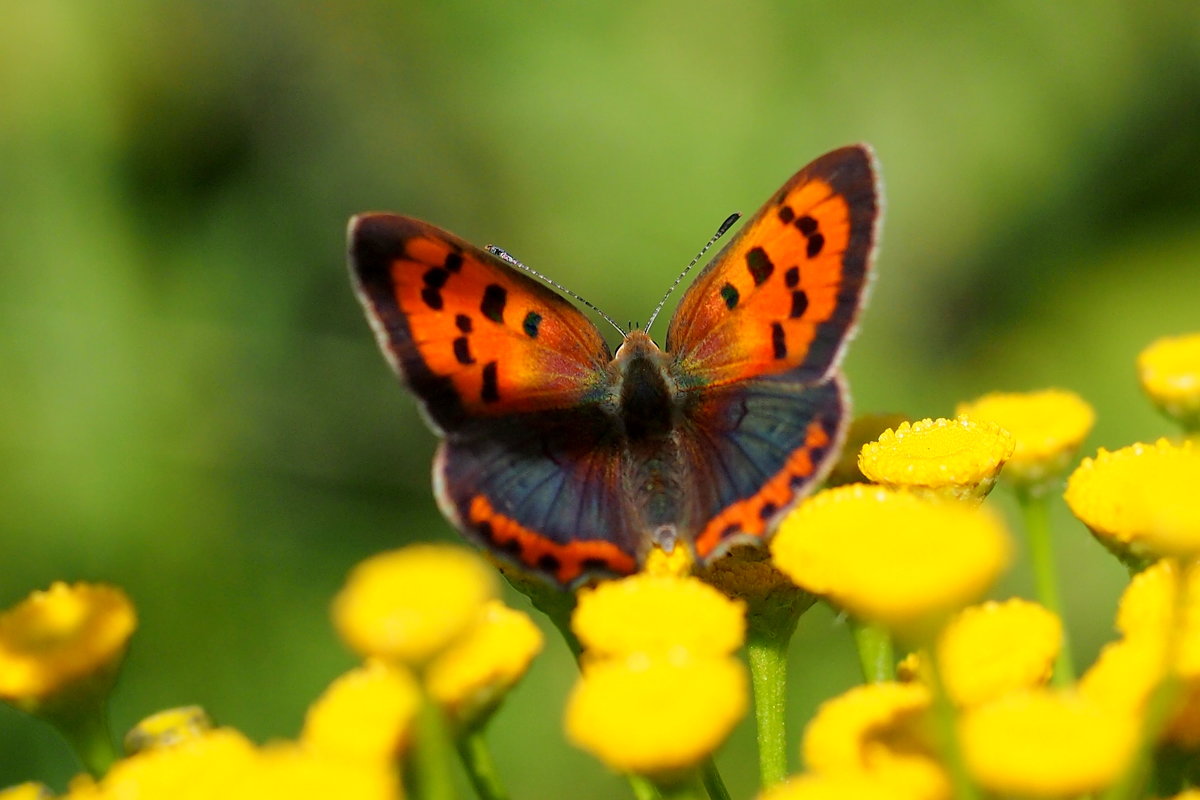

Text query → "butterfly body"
[350,145,880,587]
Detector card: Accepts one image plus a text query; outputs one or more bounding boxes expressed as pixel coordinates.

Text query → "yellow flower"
[572,573,745,658]
[826,413,910,488]
[332,544,499,666]
[959,688,1137,797]
[802,682,947,800]
[757,772,920,800]
[1079,637,1160,718]
[858,417,1014,502]
[934,599,1061,707]
[96,727,259,800]
[770,485,1011,637]
[698,545,818,638]
[957,389,1095,491]
[642,541,695,577]
[426,600,543,727]
[230,742,398,800]
[0,582,136,707]
[0,784,52,800]
[1115,559,1200,646]
[1138,332,1200,431]
[302,659,421,763]
[1065,439,1200,559]
[564,651,747,779]
[124,706,213,755]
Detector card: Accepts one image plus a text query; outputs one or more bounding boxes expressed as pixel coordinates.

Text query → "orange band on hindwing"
[693,419,833,557]
[468,495,637,584]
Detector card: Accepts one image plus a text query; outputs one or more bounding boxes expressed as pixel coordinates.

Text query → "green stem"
[850,619,895,683]
[408,692,457,800]
[456,728,509,800]
[922,644,981,800]
[746,630,790,788]
[46,694,117,779]
[629,774,662,800]
[651,774,707,800]
[700,757,732,800]
[1018,489,1075,684]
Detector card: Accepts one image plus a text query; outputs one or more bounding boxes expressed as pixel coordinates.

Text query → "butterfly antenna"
[487,245,625,337]
[644,212,741,335]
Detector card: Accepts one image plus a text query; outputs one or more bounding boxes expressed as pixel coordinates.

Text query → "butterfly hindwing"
[349,214,613,431]
[666,145,880,388]
[435,407,640,585]
[679,373,847,558]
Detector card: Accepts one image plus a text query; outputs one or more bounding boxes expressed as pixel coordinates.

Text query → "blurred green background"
[3,1,1199,795]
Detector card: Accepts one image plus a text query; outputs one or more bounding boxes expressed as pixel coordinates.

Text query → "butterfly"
[348,145,880,587]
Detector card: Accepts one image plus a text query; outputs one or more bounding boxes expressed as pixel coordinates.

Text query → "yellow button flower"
[0,784,52,800]
[1138,332,1200,431]
[0,582,136,707]
[572,573,746,658]
[302,658,421,763]
[97,727,259,800]
[332,544,499,666]
[935,599,1062,707]
[802,681,947,800]
[642,541,695,577]
[1065,439,1200,559]
[124,706,213,755]
[859,417,1014,502]
[426,599,543,727]
[1112,559,1200,677]
[1080,637,1160,717]
[698,544,818,637]
[770,485,1011,637]
[826,413,910,487]
[231,742,398,800]
[757,772,920,800]
[959,688,1137,797]
[564,651,747,779]
[957,389,1095,491]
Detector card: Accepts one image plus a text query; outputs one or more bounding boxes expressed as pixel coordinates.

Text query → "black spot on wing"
[453,336,474,365]
[796,215,818,236]
[806,233,825,258]
[444,252,464,272]
[789,290,809,319]
[720,283,739,310]
[523,310,542,338]
[777,205,795,224]
[771,322,787,359]
[420,288,443,310]
[481,361,500,402]
[746,247,774,286]
[455,314,473,333]
[784,266,800,288]
[481,284,507,323]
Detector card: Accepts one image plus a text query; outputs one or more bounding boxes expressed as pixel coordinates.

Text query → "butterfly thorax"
[612,330,678,441]
[610,331,683,441]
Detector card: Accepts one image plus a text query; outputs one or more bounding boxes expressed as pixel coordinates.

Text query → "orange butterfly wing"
[666,145,880,387]
[348,214,612,431]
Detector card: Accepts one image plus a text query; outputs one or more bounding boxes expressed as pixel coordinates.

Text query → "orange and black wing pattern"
[666,145,880,388]
[348,214,613,432]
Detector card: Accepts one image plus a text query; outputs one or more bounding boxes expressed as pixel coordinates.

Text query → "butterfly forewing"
[349,214,613,431]
[665,145,880,388]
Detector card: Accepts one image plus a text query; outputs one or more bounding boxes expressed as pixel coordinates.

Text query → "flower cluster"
[566,551,749,790]
[5,331,1200,800]
[1,545,542,799]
